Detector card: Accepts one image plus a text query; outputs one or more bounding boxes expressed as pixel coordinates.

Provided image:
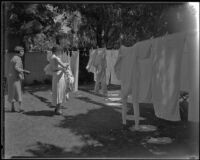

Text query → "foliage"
[4,2,196,52]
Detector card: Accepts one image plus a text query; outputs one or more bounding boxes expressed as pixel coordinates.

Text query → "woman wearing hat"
[7,46,30,112]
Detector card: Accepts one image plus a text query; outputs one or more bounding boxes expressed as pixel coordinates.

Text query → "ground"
[3,84,199,159]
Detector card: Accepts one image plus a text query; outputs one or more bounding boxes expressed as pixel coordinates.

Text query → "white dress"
[50,54,66,106]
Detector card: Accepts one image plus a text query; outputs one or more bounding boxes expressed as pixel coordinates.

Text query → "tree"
[3,2,62,52]
[55,3,192,49]
[4,2,196,52]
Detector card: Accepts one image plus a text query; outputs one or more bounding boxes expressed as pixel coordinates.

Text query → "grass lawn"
[3,84,199,159]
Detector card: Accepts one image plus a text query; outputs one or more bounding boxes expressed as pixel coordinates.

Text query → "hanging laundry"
[151,32,186,121]
[93,48,107,95]
[105,49,112,85]
[44,51,53,76]
[61,51,71,64]
[114,41,154,126]
[110,50,121,85]
[133,39,153,102]
[86,49,97,73]
[180,52,189,92]
[185,31,199,122]
[115,40,152,101]
[71,51,79,92]
[114,45,136,98]
[86,49,98,82]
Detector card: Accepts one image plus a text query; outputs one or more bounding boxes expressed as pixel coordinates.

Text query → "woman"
[7,46,30,112]
[50,46,68,115]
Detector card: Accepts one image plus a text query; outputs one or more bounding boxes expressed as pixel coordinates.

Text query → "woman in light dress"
[49,46,74,115]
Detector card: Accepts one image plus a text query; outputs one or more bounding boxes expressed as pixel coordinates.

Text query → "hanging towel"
[106,50,112,84]
[93,48,107,82]
[110,50,121,85]
[133,39,153,102]
[93,48,107,94]
[114,45,136,98]
[185,31,199,122]
[71,51,79,92]
[86,49,97,73]
[151,32,186,121]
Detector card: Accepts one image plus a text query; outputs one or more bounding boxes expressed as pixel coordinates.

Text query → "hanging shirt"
[71,51,79,92]
[114,40,152,101]
[184,31,199,122]
[134,39,153,102]
[110,50,121,85]
[86,49,97,74]
[114,45,136,98]
[93,48,106,69]
[95,48,107,82]
[105,50,112,84]
[151,32,186,121]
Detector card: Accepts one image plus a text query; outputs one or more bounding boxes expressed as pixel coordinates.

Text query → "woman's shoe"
[55,108,62,115]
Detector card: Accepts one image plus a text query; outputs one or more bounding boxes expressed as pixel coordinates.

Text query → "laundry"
[71,51,79,92]
[151,32,186,121]
[86,49,97,75]
[114,45,136,98]
[184,31,199,122]
[114,39,153,102]
[105,50,112,84]
[93,48,107,94]
[133,39,153,102]
[106,50,121,85]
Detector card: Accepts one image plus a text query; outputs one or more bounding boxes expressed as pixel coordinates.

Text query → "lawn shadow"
[22,85,197,158]
[29,92,53,108]
[25,105,156,158]
[24,84,51,93]
[24,97,196,158]
[23,110,56,117]
[78,89,107,98]
[25,85,53,108]
[79,84,121,98]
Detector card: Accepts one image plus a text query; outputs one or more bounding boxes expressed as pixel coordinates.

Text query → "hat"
[14,46,24,52]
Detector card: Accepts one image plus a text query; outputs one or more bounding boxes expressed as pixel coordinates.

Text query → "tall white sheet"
[71,51,79,92]
[114,45,136,98]
[185,31,199,122]
[151,33,186,121]
[106,50,120,85]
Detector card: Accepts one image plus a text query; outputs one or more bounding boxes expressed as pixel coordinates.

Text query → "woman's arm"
[53,56,68,68]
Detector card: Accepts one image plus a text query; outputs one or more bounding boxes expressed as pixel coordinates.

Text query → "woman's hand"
[24,70,31,74]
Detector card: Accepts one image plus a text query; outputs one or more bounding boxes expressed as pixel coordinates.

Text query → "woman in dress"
[50,46,68,115]
[7,46,30,112]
